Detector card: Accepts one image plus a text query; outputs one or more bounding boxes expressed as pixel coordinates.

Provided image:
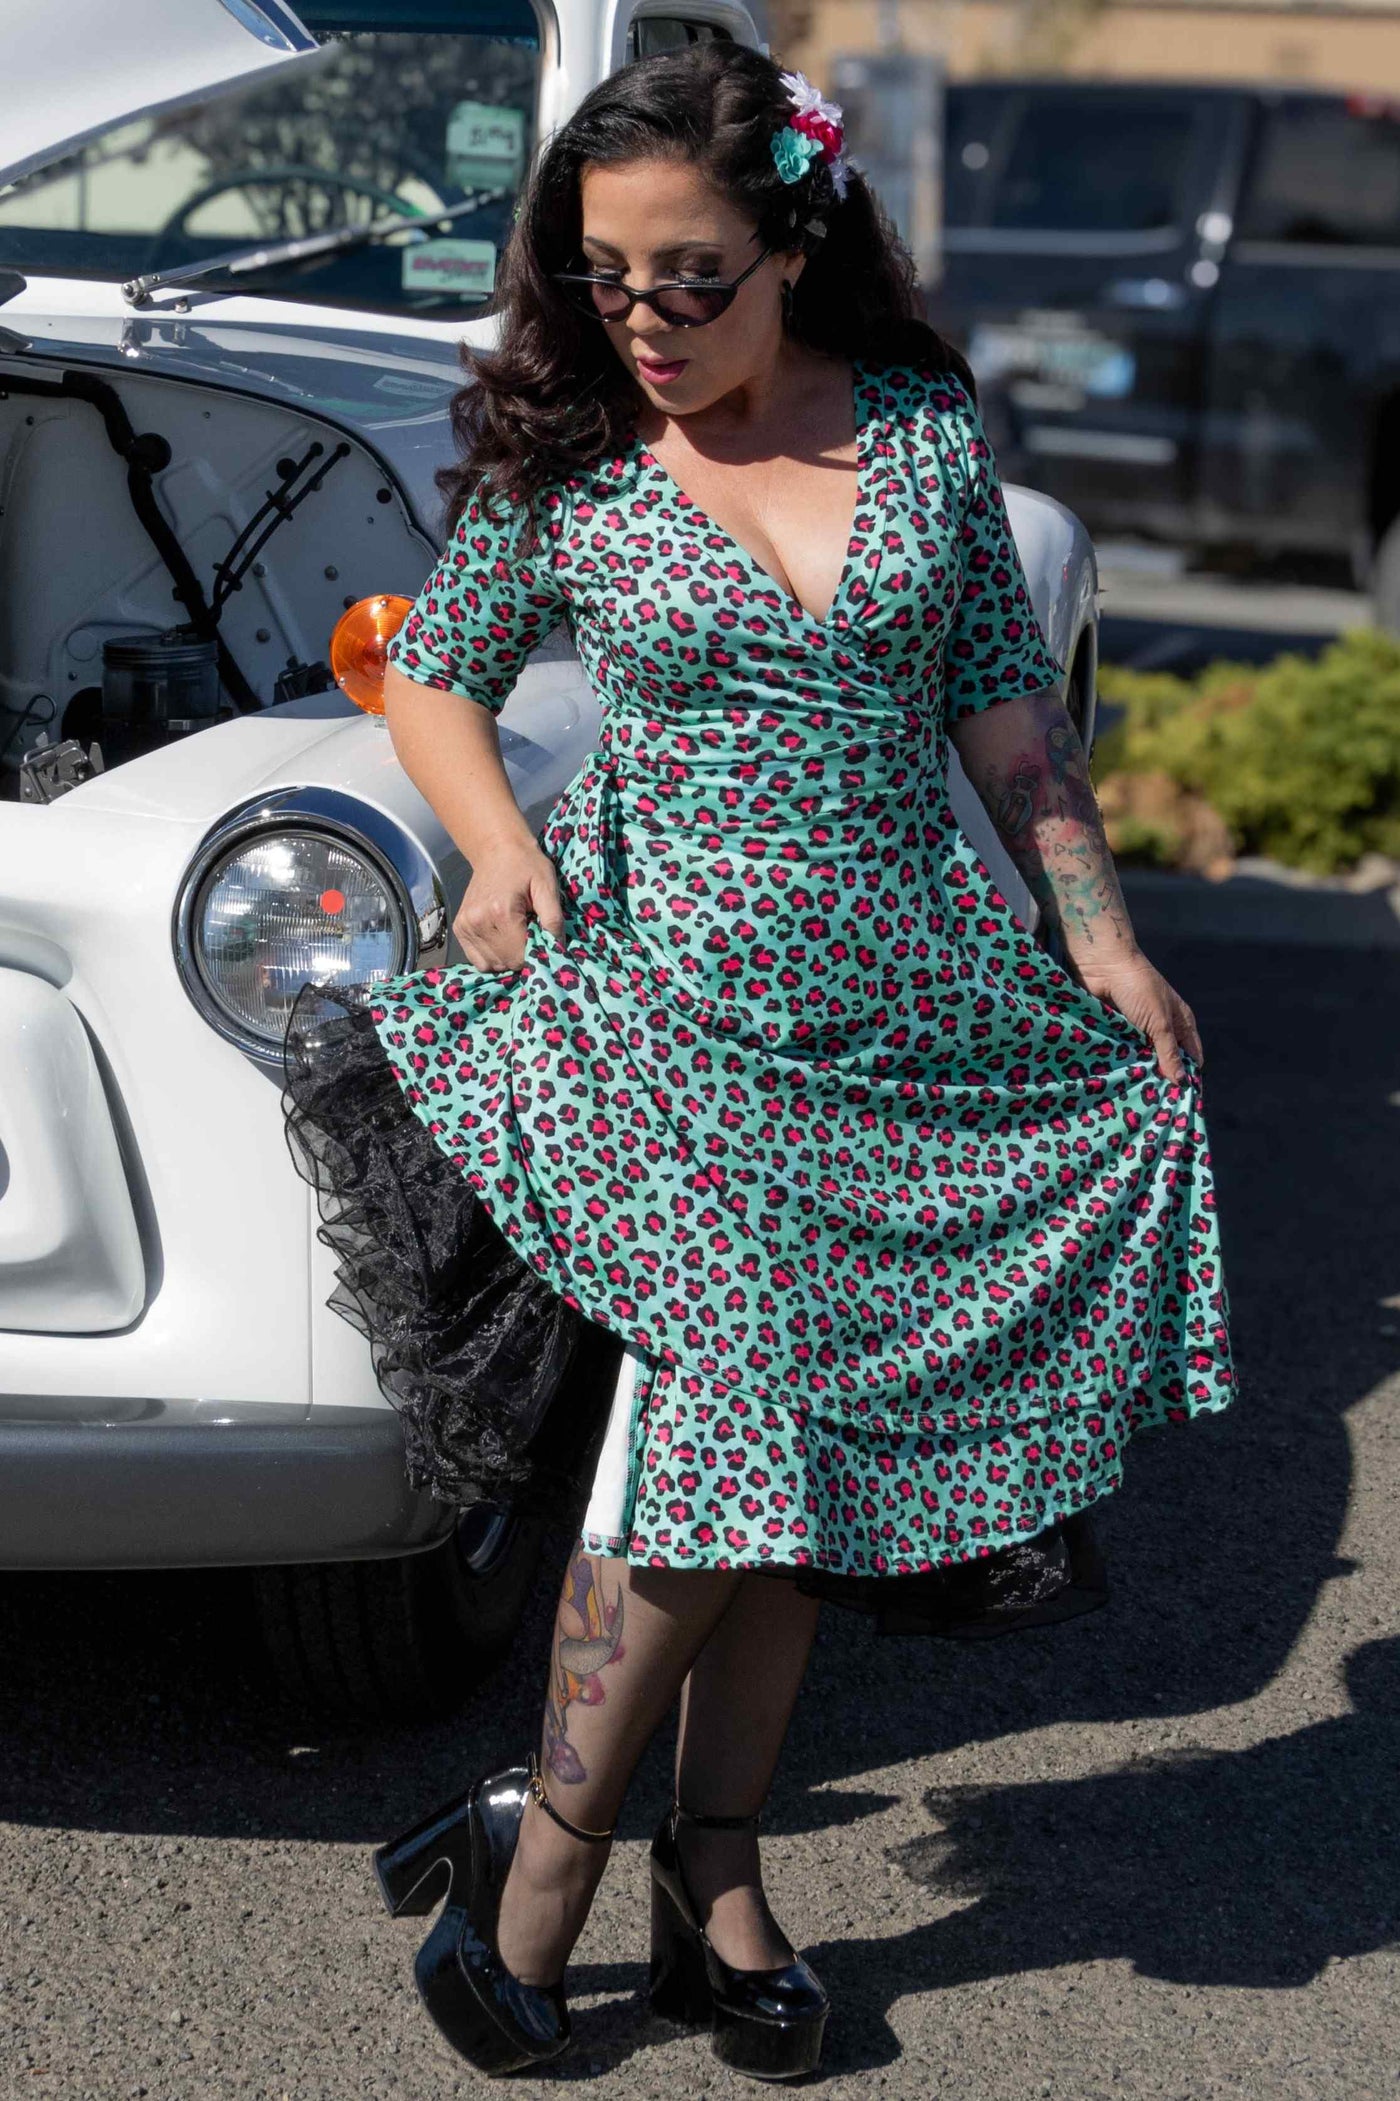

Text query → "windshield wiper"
[121,188,508,309]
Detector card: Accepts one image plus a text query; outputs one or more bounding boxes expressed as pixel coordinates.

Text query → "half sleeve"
[386,486,566,715]
[942,379,1066,723]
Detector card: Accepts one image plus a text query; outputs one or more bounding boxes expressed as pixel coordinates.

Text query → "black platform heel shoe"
[649,1798,829,2081]
[371,1751,614,2076]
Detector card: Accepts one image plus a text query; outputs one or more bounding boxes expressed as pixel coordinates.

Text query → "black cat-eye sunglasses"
[551,244,773,328]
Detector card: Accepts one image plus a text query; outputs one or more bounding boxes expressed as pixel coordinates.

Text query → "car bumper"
[0,1402,457,1569]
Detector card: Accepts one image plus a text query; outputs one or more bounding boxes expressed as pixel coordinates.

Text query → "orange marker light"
[319,887,345,914]
[329,594,413,715]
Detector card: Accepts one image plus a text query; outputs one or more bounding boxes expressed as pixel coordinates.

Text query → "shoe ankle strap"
[672,1797,762,1831]
[526,1750,615,1843]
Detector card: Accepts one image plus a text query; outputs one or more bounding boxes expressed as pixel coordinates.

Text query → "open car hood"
[0,0,319,191]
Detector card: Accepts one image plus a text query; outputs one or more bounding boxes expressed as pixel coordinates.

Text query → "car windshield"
[0,0,539,319]
[946,87,1202,235]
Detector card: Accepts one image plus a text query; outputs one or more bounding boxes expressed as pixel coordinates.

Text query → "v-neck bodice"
[623,356,877,631]
[393,357,1059,731]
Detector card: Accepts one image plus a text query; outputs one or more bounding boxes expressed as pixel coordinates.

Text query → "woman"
[281,42,1236,2082]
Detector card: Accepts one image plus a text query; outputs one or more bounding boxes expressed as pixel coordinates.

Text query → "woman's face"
[575,155,803,415]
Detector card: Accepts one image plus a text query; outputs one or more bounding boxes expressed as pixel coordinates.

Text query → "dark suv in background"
[938,79,1400,622]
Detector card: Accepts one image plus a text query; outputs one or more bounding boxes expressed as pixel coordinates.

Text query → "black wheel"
[249,1501,544,1723]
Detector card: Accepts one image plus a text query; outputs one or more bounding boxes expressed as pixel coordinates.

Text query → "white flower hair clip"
[770,68,851,202]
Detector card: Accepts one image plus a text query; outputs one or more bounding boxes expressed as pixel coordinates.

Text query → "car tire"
[1370,513,1400,633]
[249,1501,544,1722]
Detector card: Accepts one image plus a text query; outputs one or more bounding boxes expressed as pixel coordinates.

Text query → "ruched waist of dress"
[589,712,947,833]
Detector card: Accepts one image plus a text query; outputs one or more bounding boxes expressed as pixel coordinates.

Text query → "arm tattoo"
[542,1540,626,1785]
[967,689,1136,953]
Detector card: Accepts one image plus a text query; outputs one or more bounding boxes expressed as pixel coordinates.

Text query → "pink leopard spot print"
[376,358,1237,1577]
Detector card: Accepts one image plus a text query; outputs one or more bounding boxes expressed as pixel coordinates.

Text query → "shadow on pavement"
[795,1636,1400,2073]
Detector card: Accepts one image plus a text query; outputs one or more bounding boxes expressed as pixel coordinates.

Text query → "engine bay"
[0,358,436,801]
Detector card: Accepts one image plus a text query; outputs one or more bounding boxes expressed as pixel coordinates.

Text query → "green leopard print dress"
[368,357,1237,1578]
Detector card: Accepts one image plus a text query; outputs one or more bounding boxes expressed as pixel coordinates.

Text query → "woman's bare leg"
[672,1572,822,1969]
[494,1541,742,1985]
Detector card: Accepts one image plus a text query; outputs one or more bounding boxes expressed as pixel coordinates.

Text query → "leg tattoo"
[542,1542,626,1785]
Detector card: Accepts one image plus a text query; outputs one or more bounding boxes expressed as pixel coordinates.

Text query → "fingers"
[1114,962,1202,1085]
[1161,991,1205,1084]
[452,852,569,970]
[1149,1005,1208,1086]
[454,891,533,970]
[530,867,569,952]
[455,914,527,971]
[1177,998,1206,1071]
[1149,1016,1184,1085]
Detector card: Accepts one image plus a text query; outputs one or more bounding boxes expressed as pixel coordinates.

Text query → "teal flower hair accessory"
[771,124,824,184]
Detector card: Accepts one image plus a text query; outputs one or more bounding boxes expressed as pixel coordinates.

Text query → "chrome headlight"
[173,787,447,1068]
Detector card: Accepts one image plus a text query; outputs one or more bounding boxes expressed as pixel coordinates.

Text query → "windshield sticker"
[445,103,527,188]
[402,239,497,298]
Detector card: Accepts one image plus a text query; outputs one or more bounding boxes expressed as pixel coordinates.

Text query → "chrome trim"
[172,785,447,1072]
[0,1407,454,1568]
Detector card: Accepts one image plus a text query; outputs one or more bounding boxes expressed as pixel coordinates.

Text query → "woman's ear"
[783,248,809,289]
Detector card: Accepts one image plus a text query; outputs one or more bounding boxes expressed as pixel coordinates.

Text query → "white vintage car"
[0,0,1101,1717]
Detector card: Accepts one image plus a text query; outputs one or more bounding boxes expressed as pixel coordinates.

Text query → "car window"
[0,0,541,319]
[1236,96,1400,246]
[947,88,1201,234]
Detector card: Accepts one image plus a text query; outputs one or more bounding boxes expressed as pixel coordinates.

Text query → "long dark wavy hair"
[437,40,974,543]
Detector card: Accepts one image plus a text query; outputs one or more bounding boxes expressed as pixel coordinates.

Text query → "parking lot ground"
[1096,543,1373,673]
[1116,862,1400,952]
[2,870,1398,2101]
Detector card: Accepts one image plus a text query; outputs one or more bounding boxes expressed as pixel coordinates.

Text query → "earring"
[780,279,795,327]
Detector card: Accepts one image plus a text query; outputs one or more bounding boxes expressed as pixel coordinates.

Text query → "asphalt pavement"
[2,865,1397,2101]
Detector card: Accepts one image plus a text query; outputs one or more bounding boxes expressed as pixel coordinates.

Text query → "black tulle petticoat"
[781,1509,1107,1637]
[279,976,1108,1636]
[280,977,613,1515]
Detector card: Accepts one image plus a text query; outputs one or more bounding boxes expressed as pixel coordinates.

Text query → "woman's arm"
[947,683,1204,1083]
[383,661,565,969]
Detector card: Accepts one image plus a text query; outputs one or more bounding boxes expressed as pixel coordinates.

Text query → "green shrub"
[1091,628,1400,875]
